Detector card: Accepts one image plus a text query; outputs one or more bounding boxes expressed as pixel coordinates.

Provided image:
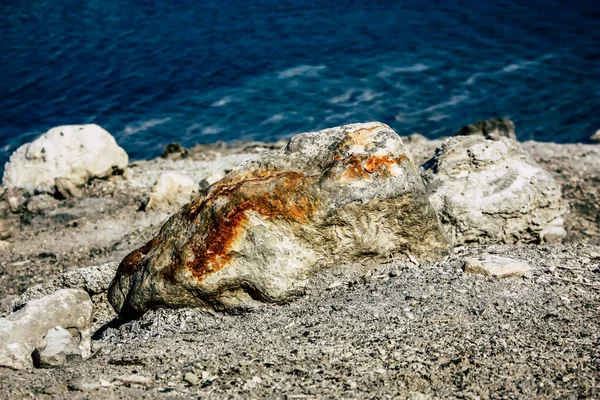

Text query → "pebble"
[463,254,532,278]
[113,374,152,386]
[183,372,200,386]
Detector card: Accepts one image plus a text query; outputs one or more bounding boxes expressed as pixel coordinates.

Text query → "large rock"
[109,122,449,318]
[455,118,517,141]
[0,289,92,370]
[421,135,567,245]
[3,124,128,193]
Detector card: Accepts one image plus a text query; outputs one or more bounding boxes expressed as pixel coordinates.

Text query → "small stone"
[161,142,188,159]
[26,194,60,213]
[113,374,152,386]
[33,326,82,368]
[540,224,567,244]
[591,129,600,142]
[328,280,343,289]
[55,177,83,198]
[588,251,600,259]
[99,378,112,387]
[73,381,101,391]
[455,118,517,140]
[183,372,200,386]
[146,172,197,211]
[0,219,11,240]
[6,188,26,213]
[463,254,532,278]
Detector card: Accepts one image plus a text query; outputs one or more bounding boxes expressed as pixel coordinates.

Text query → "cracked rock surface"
[421,135,567,245]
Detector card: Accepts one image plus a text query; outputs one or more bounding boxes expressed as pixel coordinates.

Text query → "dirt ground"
[0,138,598,398]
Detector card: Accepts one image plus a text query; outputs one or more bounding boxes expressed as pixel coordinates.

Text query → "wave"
[277,65,326,79]
[121,118,172,137]
[377,63,430,79]
[211,96,237,107]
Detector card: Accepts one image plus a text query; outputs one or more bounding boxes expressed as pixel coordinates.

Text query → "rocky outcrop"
[146,172,197,211]
[421,135,567,245]
[455,118,517,141]
[0,289,92,370]
[2,124,128,193]
[109,122,450,319]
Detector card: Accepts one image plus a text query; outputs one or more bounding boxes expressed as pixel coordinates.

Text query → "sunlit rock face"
[108,122,449,319]
[3,124,128,193]
[421,135,567,246]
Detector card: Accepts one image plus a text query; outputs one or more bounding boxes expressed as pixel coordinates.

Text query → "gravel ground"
[0,139,599,398]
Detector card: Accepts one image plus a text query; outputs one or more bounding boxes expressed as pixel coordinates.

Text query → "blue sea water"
[1,0,599,167]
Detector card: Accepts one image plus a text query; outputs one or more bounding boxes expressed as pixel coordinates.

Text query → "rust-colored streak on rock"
[115,237,159,276]
[341,154,406,180]
[173,171,319,283]
[341,155,371,180]
[339,124,388,152]
[364,154,406,175]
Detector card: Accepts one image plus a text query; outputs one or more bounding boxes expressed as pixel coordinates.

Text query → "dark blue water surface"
[1,0,599,166]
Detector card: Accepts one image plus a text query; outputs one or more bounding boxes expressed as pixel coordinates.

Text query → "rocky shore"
[0,122,598,398]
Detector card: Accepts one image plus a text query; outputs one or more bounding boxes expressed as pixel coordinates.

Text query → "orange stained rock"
[341,154,406,180]
[158,171,320,284]
[339,124,389,151]
[116,237,159,275]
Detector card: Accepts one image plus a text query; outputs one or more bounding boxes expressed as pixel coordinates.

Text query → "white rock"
[0,289,93,370]
[3,124,128,192]
[146,172,197,211]
[463,254,532,278]
[421,135,567,245]
[33,326,82,368]
[113,374,152,386]
[591,129,600,143]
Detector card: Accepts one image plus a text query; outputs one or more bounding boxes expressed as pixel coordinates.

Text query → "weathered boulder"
[146,172,197,211]
[109,122,449,318]
[2,124,128,193]
[455,118,517,141]
[0,289,92,370]
[32,326,82,368]
[421,135,567,245]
